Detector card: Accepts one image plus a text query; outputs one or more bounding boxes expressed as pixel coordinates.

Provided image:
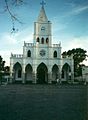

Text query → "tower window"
[54,51,57,58]
[41,38,44,44]
[46,38,49,44]
[37,37,40,42]
[27,50,31,57]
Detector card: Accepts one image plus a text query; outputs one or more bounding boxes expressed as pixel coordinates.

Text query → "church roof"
[37,5,48,22]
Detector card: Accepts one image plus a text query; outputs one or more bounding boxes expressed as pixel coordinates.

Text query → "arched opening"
[37,37,40,42]
[27,50,31,57]
[54,51,57,58]
[62,63,71,81]
[25,64,33,83]
[46,38,49,44]
[18,70,21,78]
[52,64,59,82]
[13,62,22,82]
[41,38,44,44]
[37,63,48,84]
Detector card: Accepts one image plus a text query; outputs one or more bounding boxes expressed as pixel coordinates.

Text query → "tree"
[0,56,5,83]
[62,48,88,77]
[0,0,25,33]
[4,66,10,75]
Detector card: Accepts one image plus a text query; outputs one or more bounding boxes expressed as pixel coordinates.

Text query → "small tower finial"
[40,0,46,8]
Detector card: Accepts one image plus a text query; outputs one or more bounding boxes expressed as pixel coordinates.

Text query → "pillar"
[58,68,62,84]
[22,72,25,84]
[32,71,37,84]
[32,66,37,84]
[71,60,74,83]
[10,72,13,83]
[10,63,13,83]
[48,68,52,84]
[22,63,26,84]
[48,72,52,84]
[71,73,74,83]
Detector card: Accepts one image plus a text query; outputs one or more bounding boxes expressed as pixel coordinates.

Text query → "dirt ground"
[0,84,87,120]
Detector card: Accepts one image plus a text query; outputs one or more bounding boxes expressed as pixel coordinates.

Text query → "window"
[27,50,31,57]
[54,51,57,58]
[41,38,44,44]
[46,38,49,44]
[37,37,40,42]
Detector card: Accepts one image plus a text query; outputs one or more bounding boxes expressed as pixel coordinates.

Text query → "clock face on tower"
[41,26,45,31]
[40,49,46,57]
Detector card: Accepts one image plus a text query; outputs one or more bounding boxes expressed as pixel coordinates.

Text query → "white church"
[10,1,74,84]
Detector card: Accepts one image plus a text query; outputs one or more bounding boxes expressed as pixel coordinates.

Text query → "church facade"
[10,2,74,84]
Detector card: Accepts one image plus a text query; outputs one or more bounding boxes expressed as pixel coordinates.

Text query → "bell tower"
[33,1,52,46]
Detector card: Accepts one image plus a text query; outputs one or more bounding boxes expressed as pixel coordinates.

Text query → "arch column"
[58,65,62,82]
[72,57,74,82]
[48,68,52,84]
[10,63,13,83]
[71,64,74,83]
[22,63,26,84]
[32,67,37,84]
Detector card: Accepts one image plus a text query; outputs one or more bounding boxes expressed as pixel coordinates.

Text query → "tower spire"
[40,0,46,8]
[37,0,48,22]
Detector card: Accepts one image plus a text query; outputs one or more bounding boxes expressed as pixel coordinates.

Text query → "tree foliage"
[4,0,24,23]
[0,56,10,83]
[0,56,5,72]
[0,0,25,33]
[62,48,88,77]
[0,56,5,81]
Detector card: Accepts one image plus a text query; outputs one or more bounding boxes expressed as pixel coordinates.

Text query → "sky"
[0,0,88,66]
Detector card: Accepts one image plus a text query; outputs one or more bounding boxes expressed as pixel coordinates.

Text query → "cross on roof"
[40,0,46,7]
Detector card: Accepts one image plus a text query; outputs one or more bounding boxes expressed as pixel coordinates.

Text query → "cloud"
[61,36,88,65]
[1,33,88,66]
[62,36,88,51]
[0,27,33,66]
[0,26,33,48]
[71,5,88,15]
[14,27,33,43]
[0,50,13,66]
[0,33,17,45]
[0,49,23,66]
[61,5,88,18]
[51,17,68,34]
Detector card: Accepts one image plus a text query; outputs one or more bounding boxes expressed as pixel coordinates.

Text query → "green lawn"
[0,84,87,120]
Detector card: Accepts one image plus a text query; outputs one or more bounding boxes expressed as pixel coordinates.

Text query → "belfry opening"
[37,63,48,84]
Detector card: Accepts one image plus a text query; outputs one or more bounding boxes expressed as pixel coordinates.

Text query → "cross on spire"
[40,0,46,8]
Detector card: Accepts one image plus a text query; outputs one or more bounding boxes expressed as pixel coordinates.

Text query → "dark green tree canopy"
[0,56,10,83]
[0,56,5,72]
[62,48,88,76]
[62,48,87,65]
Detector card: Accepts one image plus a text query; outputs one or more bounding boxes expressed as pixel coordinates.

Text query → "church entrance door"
[37,63,48,84]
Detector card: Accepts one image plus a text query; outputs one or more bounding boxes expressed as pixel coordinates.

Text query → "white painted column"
[10,71,13,83]
[71,60,74,83]
[32,72,37,84]
[22,63,26,84]
[48,68,52,84]
[10,62,13,83]
[59,65,62,83]
[32,67,37,84]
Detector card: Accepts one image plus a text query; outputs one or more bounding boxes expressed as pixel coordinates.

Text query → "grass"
[0,84,87,120]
